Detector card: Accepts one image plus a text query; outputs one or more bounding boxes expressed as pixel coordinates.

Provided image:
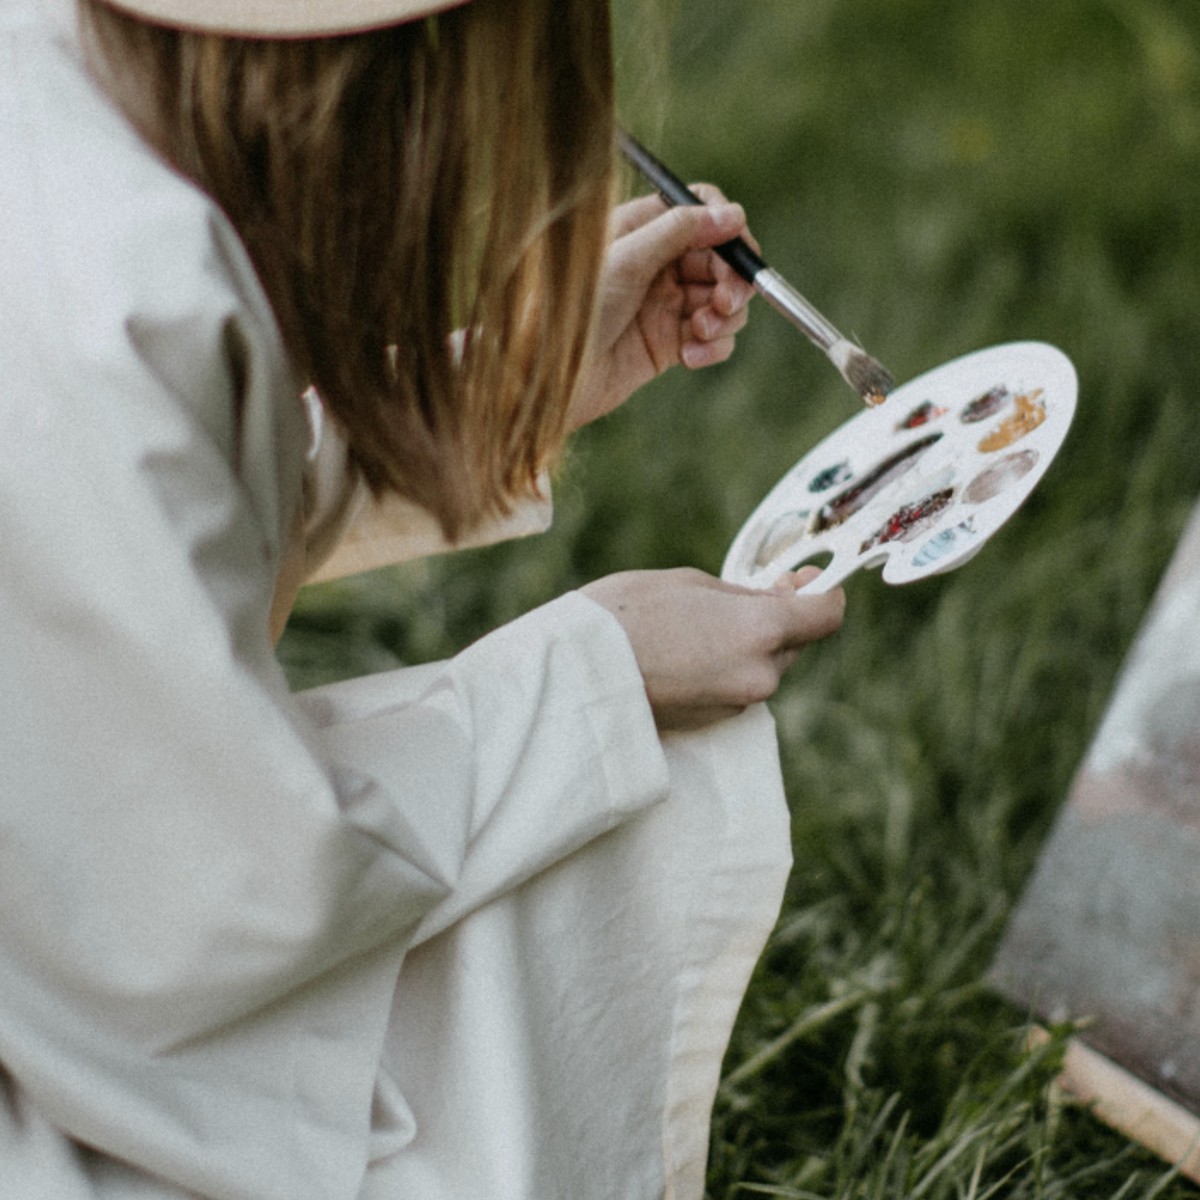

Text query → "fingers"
[581,568,845,732]
[678,282,749,368]
[609,200,747,291]
[609,186,753,293]
[601,186,760,378]
[768,564,826,594]
[684,281,749,334]
[609,184,753,239]
[778,584,847,646]
[707,580,845,708]
[675,251,751,369]
[791,565,824,588]
[608,193,671,238]
[680,333,737,370]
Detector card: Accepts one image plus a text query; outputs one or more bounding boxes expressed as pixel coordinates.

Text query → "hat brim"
[102,0,472,37]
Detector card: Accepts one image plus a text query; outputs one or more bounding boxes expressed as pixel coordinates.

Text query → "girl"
[0,0,846,1195]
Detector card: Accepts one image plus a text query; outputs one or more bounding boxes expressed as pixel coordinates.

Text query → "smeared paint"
[897,400,948,430]
[811,433,942,533]
[753,509,811,568]
[912,519,976,567]
[808,461,852,493]
[978,389,1046,452]
[860,488,956,553]
[966,449,1040,504]
[960,385,1009,424]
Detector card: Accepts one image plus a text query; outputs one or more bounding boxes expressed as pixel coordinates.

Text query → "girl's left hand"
[569,189,758,429]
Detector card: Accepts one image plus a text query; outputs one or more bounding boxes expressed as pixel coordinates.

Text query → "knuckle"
[691,182,727,205]
[665,205,700,239]
[738,663,781,706]
[760,605,796,646]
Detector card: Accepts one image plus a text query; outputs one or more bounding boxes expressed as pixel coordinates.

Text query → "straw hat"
[103,0,472,37]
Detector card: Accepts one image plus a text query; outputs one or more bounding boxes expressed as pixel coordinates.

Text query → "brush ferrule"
[753,268,843,353]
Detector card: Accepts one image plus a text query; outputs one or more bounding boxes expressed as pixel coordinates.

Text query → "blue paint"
[912,520,976,567]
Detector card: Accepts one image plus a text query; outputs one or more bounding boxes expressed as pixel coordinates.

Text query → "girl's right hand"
[568,191,756,430]
[581,566,845,731]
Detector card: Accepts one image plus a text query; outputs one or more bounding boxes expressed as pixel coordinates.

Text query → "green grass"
[279,0,1200,1194]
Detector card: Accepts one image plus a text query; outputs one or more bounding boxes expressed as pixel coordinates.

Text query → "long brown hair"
[80,0,615,540]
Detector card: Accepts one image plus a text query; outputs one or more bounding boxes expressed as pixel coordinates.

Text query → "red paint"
[859,488,955,553]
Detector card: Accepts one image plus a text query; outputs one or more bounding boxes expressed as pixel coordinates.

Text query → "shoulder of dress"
[2,20,288,384]
[1,20,302,450]
[0,25,308,562]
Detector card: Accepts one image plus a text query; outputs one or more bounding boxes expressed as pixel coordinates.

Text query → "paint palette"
[722,341,1077,594]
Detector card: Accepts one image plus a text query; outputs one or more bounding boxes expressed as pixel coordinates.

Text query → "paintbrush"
[619,130,894,407]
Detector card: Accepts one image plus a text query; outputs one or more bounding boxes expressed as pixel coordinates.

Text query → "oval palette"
[721,341,1077,593]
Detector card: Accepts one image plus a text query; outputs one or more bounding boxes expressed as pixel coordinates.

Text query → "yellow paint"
[978,389,1046,452]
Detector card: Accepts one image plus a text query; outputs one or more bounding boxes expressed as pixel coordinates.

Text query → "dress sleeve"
[0,328,667,1199]
[0,46,669,1197]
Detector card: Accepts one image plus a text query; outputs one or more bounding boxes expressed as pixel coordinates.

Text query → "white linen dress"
[0,1,794,1196]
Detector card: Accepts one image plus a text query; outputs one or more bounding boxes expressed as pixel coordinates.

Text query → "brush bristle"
[831,340,895,406]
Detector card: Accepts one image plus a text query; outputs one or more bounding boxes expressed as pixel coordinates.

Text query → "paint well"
[811,433,943,533]
[753,509,811,568]
[859,488,956,553]
[912,520,976,567]
[960,385,1009,424]
[978,390,1046,452]
[808,461,852,493]
[966,449,1040,504]
[897,400,948,430]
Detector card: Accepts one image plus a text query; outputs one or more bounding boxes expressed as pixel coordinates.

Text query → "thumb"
[608,201,747,291]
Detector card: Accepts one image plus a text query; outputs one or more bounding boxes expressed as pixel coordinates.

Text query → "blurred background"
[281,1,1200,1194]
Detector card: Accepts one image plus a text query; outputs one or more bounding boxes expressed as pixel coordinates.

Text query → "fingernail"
[681,342,705,369]
[713,203,744,233]
[722,285,747,315]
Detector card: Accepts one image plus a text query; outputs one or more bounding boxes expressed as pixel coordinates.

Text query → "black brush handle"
[618,130,767,283]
